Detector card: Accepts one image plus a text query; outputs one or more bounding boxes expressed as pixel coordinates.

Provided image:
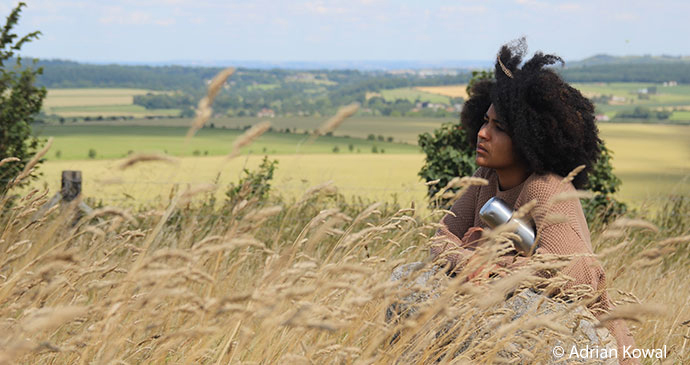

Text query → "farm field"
[35,154,429,209]
[415,82,690,122]
[31,122,689,211]
[596,123,689,206]
[33,125,419,160]
[414,84,468,99]
[37,116,446,145]
[43,88,179,117]
[379,88,452,104]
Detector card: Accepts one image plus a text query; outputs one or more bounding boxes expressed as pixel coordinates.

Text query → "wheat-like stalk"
[0,157,20,168]
[9,137,53,187]
[228,121,272,159]
[314,103,359,137]
[186,67,236,140]
[560,164,586,186]
[118,153,179,170]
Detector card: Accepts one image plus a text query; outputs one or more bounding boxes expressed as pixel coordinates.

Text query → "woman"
[430,40,637,364]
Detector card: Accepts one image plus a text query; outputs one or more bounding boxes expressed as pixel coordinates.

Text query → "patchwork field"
[37,116,445,145]
[31,121,690,212]
[43,88,179,117]
[33,125,419,160]
[414,85,468,99]
[414,82,690,122]
[379,88,452,104]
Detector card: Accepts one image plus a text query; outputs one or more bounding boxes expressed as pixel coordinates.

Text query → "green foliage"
[0,2,46,183]
[417,122,477,207]
[560,63,690,83]
[581,144,627,222]
[225,156,278,204]
[616,106,672,120]
[466,70,494,96]
[133,92,195,109]
[88,148,97,159]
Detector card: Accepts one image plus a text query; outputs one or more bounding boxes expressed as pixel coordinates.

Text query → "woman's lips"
[476,144,488,154]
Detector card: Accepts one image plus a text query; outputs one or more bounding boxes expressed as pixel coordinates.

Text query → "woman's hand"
[461,226,484,248]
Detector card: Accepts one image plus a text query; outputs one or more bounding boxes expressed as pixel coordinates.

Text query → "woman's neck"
[495,164,530,191]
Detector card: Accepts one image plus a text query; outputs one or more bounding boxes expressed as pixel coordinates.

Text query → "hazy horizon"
[7,0,690,66]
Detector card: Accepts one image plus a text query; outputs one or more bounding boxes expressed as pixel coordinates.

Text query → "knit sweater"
[430,167,637,364]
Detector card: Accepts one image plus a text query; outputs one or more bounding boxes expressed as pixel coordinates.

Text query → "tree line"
[29,58,690,119]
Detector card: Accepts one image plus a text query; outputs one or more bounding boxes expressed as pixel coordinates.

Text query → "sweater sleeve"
[429,226,482,270]
[538,223,638,365]
[440,168,485,240]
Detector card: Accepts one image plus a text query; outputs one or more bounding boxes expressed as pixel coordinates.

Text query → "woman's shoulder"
[520,172,584,225]
[522,171,575,201]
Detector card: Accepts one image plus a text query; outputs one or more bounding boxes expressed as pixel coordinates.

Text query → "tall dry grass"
[2,67,687,362]
[0,177,687,364]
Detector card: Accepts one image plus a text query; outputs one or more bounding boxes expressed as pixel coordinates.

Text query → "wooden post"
[61,170,82,202]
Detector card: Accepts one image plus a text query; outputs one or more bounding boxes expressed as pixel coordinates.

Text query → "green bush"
[0,3,46,185]
[418,122,477,206]
[580,144,627,222]
[225,156,278,205]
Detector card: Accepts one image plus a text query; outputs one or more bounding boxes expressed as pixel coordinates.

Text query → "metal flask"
[479,197,536,255]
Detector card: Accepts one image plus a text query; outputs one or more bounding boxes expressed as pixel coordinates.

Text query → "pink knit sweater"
[430,167,637,364]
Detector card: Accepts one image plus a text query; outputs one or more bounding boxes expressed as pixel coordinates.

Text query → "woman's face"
[475,104,518,170]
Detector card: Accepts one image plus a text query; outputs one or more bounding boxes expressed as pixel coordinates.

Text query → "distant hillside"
[567,54,690,68]
[21,56,690,94]
[559,63,690,83]
[34,59,225,90]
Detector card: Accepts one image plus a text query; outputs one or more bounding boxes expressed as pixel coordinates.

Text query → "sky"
[5,0,690,65]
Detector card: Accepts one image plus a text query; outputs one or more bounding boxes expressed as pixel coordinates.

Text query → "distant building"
[257,108,275,118]
[595,114,610,122]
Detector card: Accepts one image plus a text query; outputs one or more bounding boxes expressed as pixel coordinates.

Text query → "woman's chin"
[475,157,489,167]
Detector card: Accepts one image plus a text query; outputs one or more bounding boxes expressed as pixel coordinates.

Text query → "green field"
[30,120,690,211]
[56,116,448,144]
[50,105,180,117]
[571,82,690,122]
[34,124,420,160]
[380,88,452,104]
[43,88,178,117]
[34,83,690,211]
[670,111,690,121]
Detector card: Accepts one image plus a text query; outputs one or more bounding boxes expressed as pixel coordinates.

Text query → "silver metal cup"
[479,197,536,255]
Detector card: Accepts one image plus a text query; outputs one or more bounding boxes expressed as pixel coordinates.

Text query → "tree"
[0,3,46,183]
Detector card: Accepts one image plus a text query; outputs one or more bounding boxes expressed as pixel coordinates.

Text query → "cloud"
[558,3,581,11]
[303,1,347,14]
[614,12,639,21]
[99,8,175,26]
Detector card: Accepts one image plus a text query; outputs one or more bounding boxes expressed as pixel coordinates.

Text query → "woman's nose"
[478,123,490,140]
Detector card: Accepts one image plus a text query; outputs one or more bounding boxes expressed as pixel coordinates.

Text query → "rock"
[386,262,618,364]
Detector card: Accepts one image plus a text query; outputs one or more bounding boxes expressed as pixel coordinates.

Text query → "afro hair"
[460,38,602,189]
